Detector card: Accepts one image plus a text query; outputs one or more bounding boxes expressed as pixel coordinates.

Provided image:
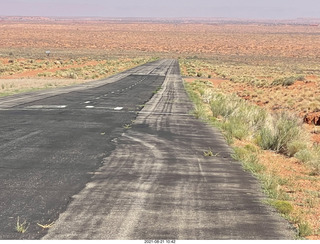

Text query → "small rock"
[304,112,320,125]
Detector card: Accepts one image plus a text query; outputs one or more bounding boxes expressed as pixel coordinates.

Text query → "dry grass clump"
[255,112,305,155]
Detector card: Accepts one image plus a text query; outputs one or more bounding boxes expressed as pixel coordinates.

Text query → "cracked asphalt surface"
[0,59,295,239]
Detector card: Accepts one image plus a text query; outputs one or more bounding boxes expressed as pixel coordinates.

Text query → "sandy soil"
[1,20,320,58]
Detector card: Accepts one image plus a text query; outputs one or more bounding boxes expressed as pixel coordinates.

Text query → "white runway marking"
[26,105,67,109]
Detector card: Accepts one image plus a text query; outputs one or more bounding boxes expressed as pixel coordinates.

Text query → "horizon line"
[1,15,320,21]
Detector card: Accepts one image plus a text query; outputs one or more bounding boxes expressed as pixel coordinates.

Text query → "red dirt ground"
[1,20,320,58]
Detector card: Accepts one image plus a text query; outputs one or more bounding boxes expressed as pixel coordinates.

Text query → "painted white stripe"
[85,106,95,109]
[114,107,123,111]
[26,105,67,109]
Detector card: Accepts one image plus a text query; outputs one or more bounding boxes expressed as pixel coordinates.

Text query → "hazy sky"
[0,0,319,19]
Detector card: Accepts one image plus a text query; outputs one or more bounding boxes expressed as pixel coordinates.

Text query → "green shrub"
[307,145,320,175]
[260,174,284,199]
[256,127,274,151]
[309,158,320,176]
[37,72,52,77]
[298,222,313,237]
[244,144,259,153]
[222,119,249,140]
[296,75,305,81]
[271,76,297,86]
[210,92,267,133]
[269,200,293,215]
[210,93,234,117]
[232,146,264,174]
[287,140,308,157]
[224,133,234,145]
[256,112,303,154]
[294,149,313,163]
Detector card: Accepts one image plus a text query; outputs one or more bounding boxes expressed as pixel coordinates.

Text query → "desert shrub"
[269,200,293,215]
[296,75,305,81]
[308,146,320,175]
[224,133,234,145]
[210,92,267,139]
[197,87,205,96]
[229,76,236,82]
[201,89,213,104]
[256,112,303,154]
[192,100,207,120]
[68,72,78,79]
[271,76,296,86]
[37,72,52,77]
[221,119,249,140]
[185,82,207,120]
[244,144,260,153]
[260,174,290,200]
[210,93,234,117]
[298,222,313,237]
[252,79,268,88]
[309,159,320,176]
[232,146,264,174]
[294,149,313,163]
[287,140,308,157]
[210,93,246,118]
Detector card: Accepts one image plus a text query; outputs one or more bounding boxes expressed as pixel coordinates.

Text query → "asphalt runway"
[0,59,295,240]
[0,59,171,239]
